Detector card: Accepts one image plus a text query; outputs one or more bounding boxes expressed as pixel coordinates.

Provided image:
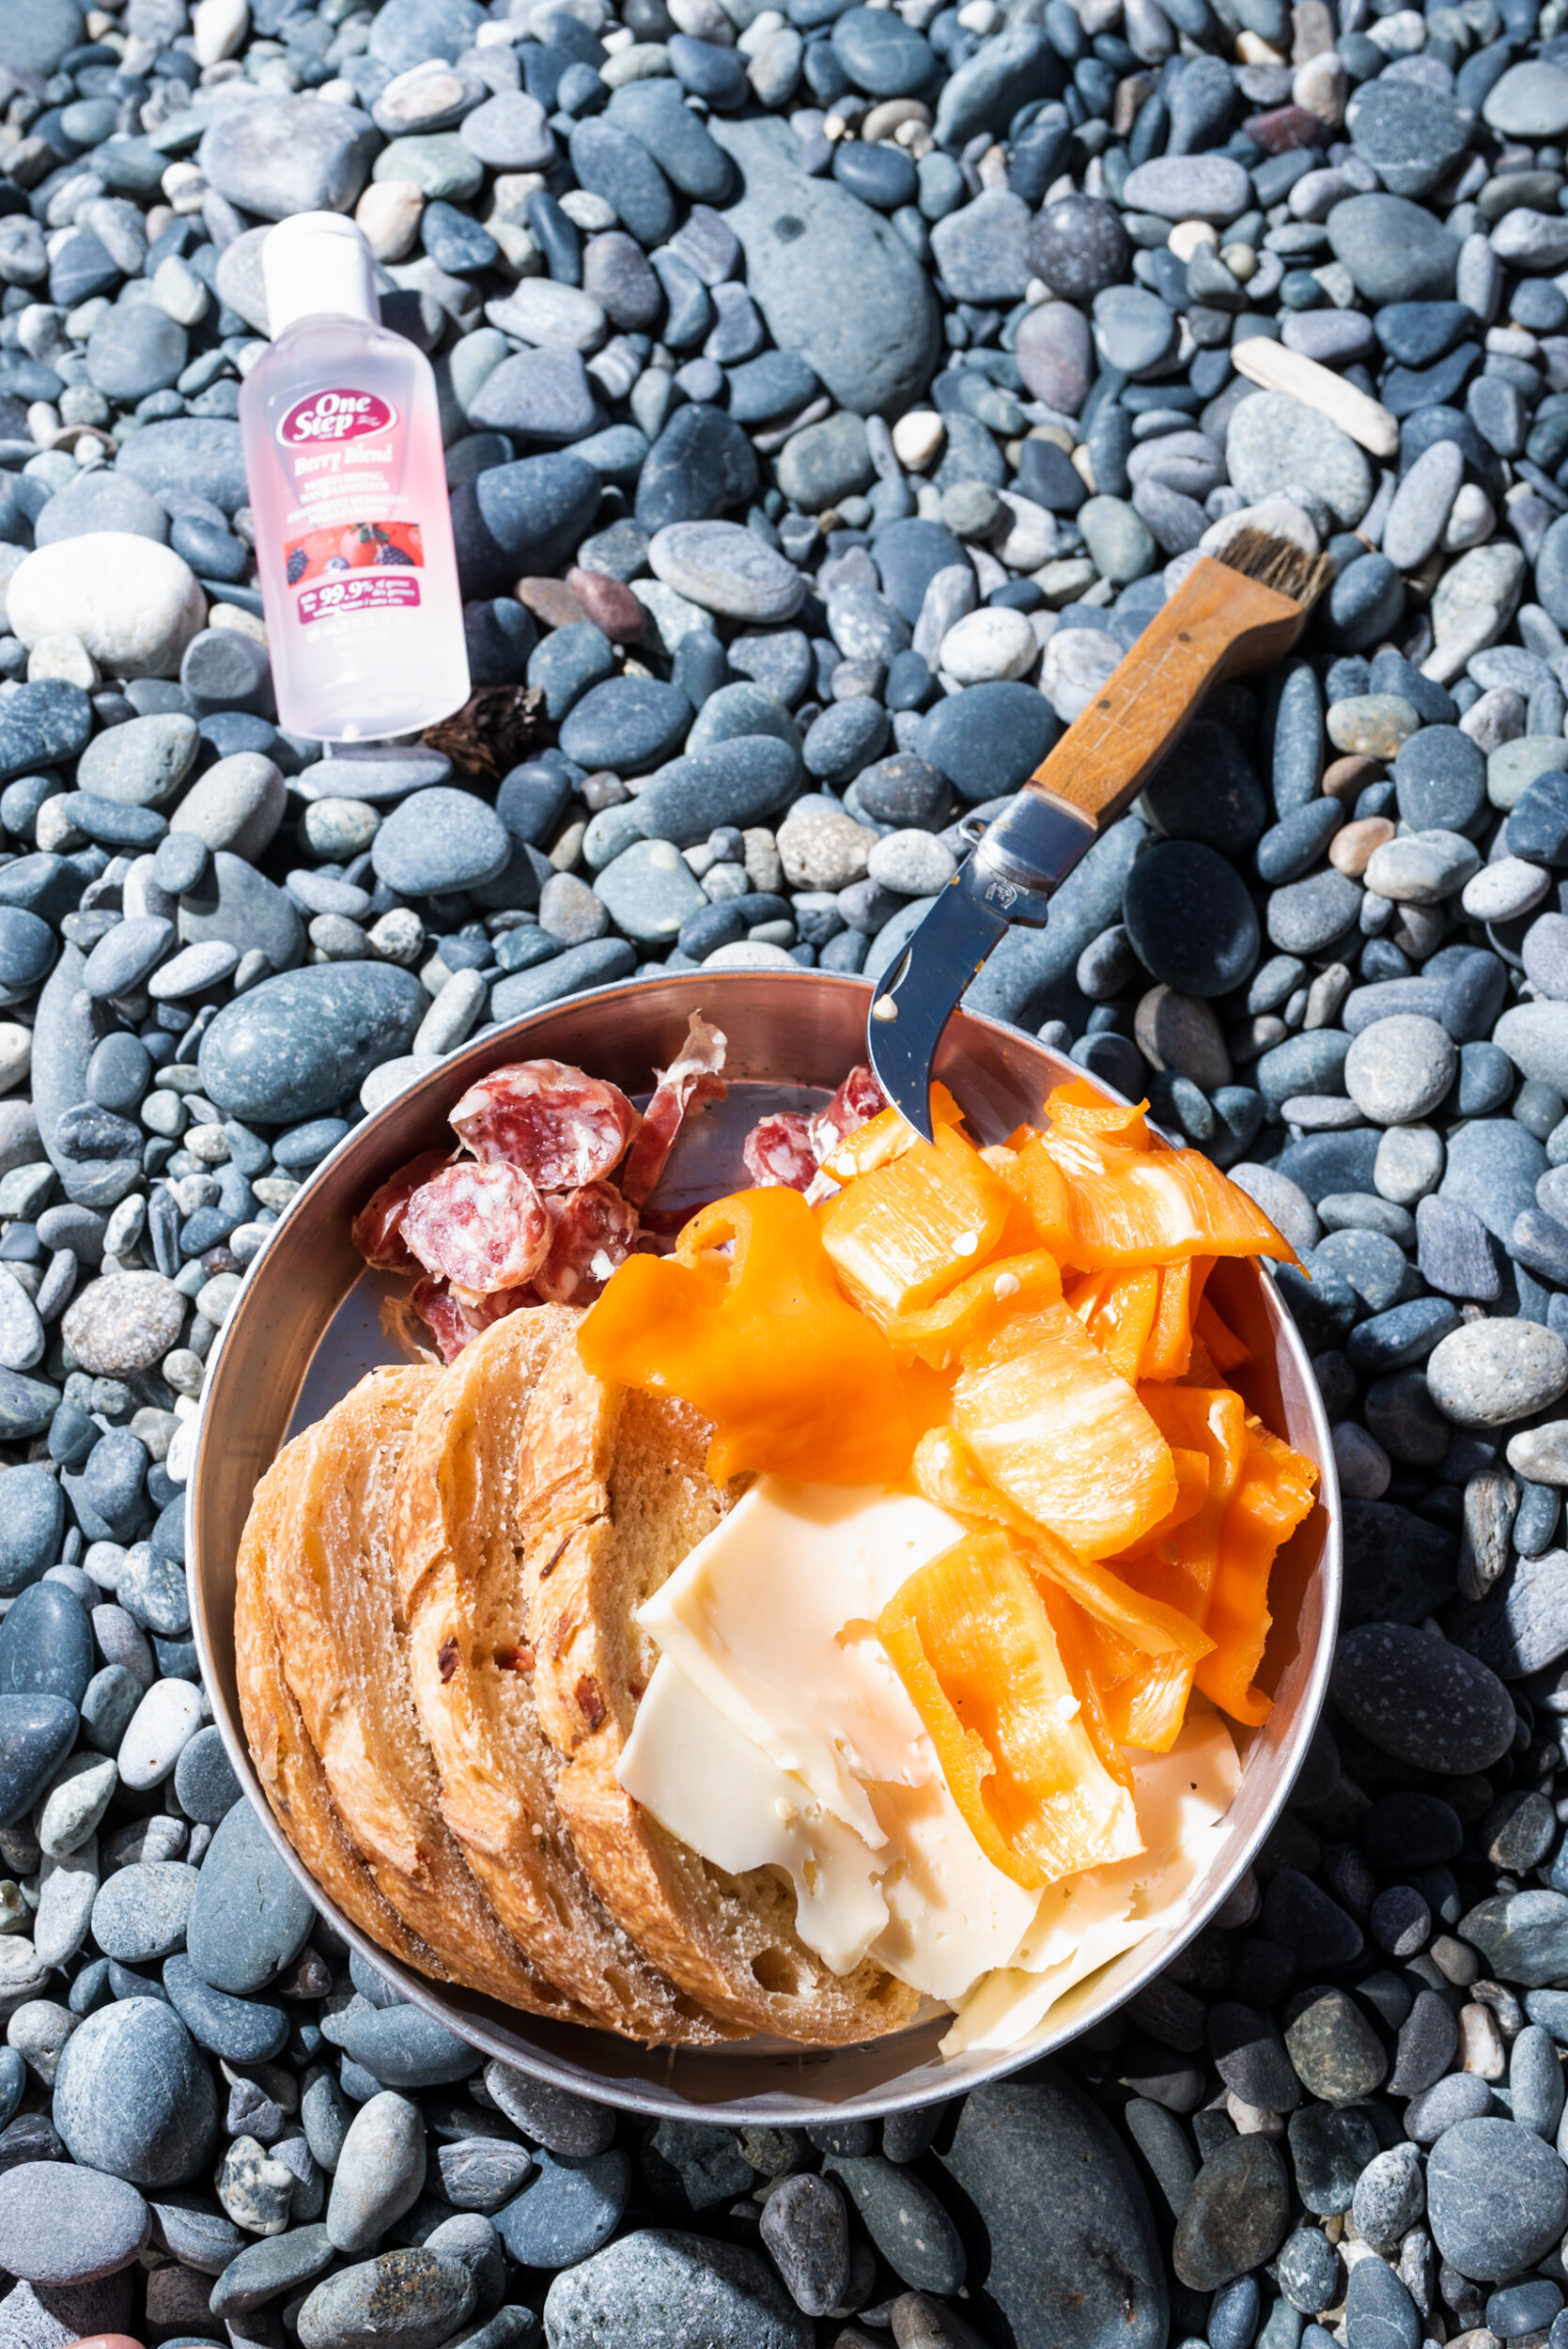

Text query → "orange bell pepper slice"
[953,1299,1178,1559]
[912,1427,1215,1666]
[1044,1080,1154,1152]
[1067,1266,1162,1384]
[883,1250,1063,1372]
[1140,1257,1215,1382]
[1056,1146,1297,1273]
[819,1082,964,1183]
[818,1121,1012,1319]
[986,1132,1073,1256]
[1196,1419,1317,1726]
[579,1186,911,1486]
[1194,1292,1250,1373]
[877,1530,1142,1889]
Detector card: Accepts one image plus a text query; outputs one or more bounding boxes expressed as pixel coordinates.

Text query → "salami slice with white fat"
[741,1111,818,1192]
[411,1277,476,1364]
[350,1148,451,1270]
[620,1012,727,1206]
[534,1181,640,1304]
[807,1062,888,1163]
[401,1159,551,1295]
[449,1059,638,1190]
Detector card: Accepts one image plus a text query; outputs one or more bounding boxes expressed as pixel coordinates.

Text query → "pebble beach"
[8,0,1568,2339]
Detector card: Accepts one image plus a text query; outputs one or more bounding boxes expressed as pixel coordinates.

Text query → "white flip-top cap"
[262,211,380,338]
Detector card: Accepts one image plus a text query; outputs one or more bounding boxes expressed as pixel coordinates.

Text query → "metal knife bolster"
[956,786,1101,925]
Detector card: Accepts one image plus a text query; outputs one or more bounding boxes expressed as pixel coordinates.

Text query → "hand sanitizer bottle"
[239,210,469,742]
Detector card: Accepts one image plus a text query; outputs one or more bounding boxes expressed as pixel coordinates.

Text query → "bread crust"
[235,1436,444,1980]
[260,1365,592,2024]
[509,1336,924,2046]
[394,1314,734,2045]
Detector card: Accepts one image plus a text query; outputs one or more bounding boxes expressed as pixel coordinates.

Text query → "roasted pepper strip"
[1140,1257,1214,1382]
[1195,1418,1318,1726]
[1054,1147,1297,1273]
[818,1122,1013,1319]
[1067,1266,1161,1384]
[881,1250,1063,1372]
[911,1427,1216,1665]
[953,1299,1178,1559]
[877,1531,1142,1890]
[1044,1080,1154,1151]
[579,1186,911,1486]
[820,1082,964,1183]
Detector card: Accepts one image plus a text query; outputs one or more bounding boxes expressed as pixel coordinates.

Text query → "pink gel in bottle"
[240,211,469,742]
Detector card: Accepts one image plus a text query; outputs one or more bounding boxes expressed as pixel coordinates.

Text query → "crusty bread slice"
[393,1314,734,2046]
[488,1324,922,2046]
[235,1437,443,1982]
[262,1365,593,2025]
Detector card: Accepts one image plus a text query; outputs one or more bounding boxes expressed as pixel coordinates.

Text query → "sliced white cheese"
[636,1477,970,1844]
[940,1710,1241,2056]
[865,1774,1038,2003]
[618,1657,890,1976]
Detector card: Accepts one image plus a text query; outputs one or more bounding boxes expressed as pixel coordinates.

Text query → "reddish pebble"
[515,575,587,629]
[567,565,644,642]
[60,2337,145,2349]
[1243,103,1325,151]
[1322,753,1383,802]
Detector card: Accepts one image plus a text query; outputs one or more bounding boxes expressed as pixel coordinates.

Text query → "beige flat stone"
[1231,335,1400,461]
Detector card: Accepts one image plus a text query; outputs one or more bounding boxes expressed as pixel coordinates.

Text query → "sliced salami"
[620,1011,728,1206]
[401,1159,551,1296]
[534,1181,641,1304]
[350,1148,452,1270]
[449,1059,638,1190]
[807,1062,888,1164]
[742,1111,818,1192]
[411,1277,474,1364]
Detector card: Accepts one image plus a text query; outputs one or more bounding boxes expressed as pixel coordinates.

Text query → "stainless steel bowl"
[187,970,1340,2121]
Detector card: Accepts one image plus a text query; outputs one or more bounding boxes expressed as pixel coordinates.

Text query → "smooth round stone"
[1353,2145,1425,2249]
[459,90,555,168]
[1427,2119,1568,2282]
[0,2162,149,2285]
[493,2149,632,2266]
[940,605,1036,684]
[1383,439,1465,570]
[1363,828,1480,904]
[85,302,188,408]
[633,739,800,844]
[1014,300,1093,413]
[1333,1623,1518,1772]
[1468,858,1553,923]
[559,677,692,773]
[0,1580,91,1705]
[185,1797,314,1997]
[77,713,199,810]
[544,2231,811,2349]
[1392,723,1485,832]
[836,141,922,213]
[367,786,508,897]
[1122,156,1252,224]
[1347,78,1468,199]
[82,916,176,1005]
[593,840,706,944]
[210,2224,337,2318]
[866,830,957,896]
[333,2000,480,2088]
[1092,284,1177,375]
[0,908,54,994]
[831,6,936,93]
[90,1861,199,1965]
[646,522,801,622]
[1327,696,1419,762]
[199,92,377,219]
[198,963,425,1124]
[6,536,206,682]
[483,2062,616,2157]
[1228,393,1373,528]
[52,1999,217,2187]
[163,1952,287,2066]
[1028,193,1129,302]
[1327,193,1458,304]
[0,680,93,781]
[117,1677,202,1791]
[299,2250,475,2349]
[1483,59,1568,138]
[776,412,874,512]
[687,683,801,759]
[1344,1015,1456,1126]
[173,1723,242,1825]
[326,2090,428,2253]
[1173,2136,1290,2292]
[61,1273,183,1378]
[1124,839,1258,997]
[0,1466,63,1596]
[1463,1890,1568,1986]
[1428,1316,1568,1427]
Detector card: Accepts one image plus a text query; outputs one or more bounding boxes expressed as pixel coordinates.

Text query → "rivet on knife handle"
[866,526,1334,1138]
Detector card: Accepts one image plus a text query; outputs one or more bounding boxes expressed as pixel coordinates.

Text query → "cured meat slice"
[807,1062,888,1164]
[450,1060,638,1190]
[741,1111,817,1192]
[535,1182,640,1305]
[620,1013,727,1206]
[411,1277,473,1364]
[350,1149,451,1270]
[402,1159,551,1296]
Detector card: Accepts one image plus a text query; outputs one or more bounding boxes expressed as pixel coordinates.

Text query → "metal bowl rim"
[186,967,1341,2121]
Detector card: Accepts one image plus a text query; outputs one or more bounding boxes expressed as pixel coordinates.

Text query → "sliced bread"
[466,1318,923,2045]
[393,1312,734,2046]
[235,1437,442,1981]
[262,1365,591,2023]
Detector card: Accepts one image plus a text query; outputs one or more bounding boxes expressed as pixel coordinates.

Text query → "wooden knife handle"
[1026,554,1311,832]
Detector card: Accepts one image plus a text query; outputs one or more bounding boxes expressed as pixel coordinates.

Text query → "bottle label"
[278,387,398,445]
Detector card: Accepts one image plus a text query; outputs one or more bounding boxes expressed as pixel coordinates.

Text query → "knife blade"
[867,793,1098,1139]
[867,883,1010,1143]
